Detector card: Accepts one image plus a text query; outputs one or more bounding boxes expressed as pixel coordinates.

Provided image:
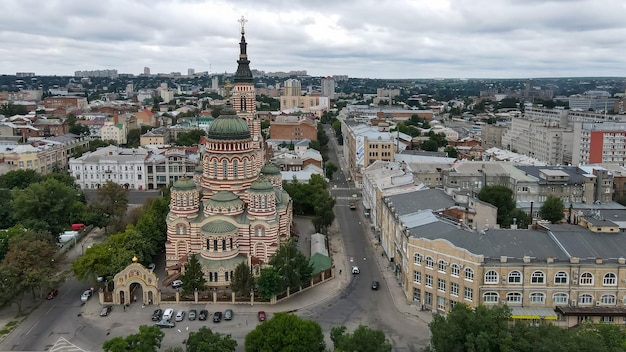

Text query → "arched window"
[529,292,545,303]
[233,160,238,178]
[483,292,499,303]
[464,268,474,281]
[484,270,499,284]
[580,272,594,285]
[230,238,233,249]
[425,257,434,269]
[225,271,229,281]
[244,159,248,177]
[553,292,568,304]
[413,253,422,265]
[578,294,594,305]
[213,239,218,250]
[213,159,217,177]
[506,292,522,303]
[437,260,447,273]
[222,239,226,250]
[531,271,545,284]
[209,272,213,282]
[600,294,616,305]
[508,270,522,284]
[554,271,568,284]
[222,160,228,178]
[206,239,210,250]
[450,264,460,277]
[603,273,617,286]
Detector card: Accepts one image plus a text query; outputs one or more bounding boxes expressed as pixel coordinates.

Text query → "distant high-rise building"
[16,72,35,78]
[125,83,134,94]
[211,76,219,90]
[283,79,301,97]
[144,67,151,75]
[321,76,335,99]
[188,68,195,76]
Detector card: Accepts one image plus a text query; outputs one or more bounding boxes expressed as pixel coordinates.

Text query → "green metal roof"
[201,220,238,234]
[195,253,247,270]
[261,163,280,175]
[207,111,250,141]
[250,176,273,192]
[309,253,332,275]
[172,178,196,190]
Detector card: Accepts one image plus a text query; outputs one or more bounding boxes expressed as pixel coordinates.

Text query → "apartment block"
[69,145,148,190]
[572,122,626,166]
[43,96,88,110]
[269,115,318,141]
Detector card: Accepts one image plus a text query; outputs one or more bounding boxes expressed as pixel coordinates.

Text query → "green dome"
[261,163,280,175]
[205,191,244,209]
[195,165,203,173]
[172,178,196,190]
[201,220,237,234]
[250,177,274,192]
[207,108,250,140]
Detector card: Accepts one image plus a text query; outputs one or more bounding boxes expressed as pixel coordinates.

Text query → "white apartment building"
[100,121,127,145]
[69,145,148,190]
[572,122,626,166]
[500,116,571,165]
[321,76,335,99]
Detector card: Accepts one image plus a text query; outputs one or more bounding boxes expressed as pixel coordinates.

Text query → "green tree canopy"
[103,325,164,352]
[0,169,43,190]
[420,139,439,152]
[269,239,313,291]
[186,326,237,352]
[176,129,206,146]
[477,185,516,227]
[180,254,207,294]
[244,312,325,352]
[283,174,335,233]
[443,146,458,159]
[256,267,281,300]
[231,262,255,297]
[87,181,129,232]
[331,325,392,352]
[539,195,565,224]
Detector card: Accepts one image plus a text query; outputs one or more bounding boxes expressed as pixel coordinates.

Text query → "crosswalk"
[49,337,87,352]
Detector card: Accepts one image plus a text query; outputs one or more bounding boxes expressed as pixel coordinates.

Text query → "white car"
[80,289,92,302]
[352,266,360,274]
[171,280,183,289]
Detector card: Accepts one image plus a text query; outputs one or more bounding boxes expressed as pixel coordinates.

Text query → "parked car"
[100,305,113,317]
[188,309,197,321]
[198,309,209,321]
[224,309,233,321]
[352,266,360,274]
[162,308,174,321]
[80,289,92,302]
[349,202,356,210]
[213,311,222,323]
[171,280,183,289]
[46,289,59,300]
[371,281,380,290]
[155,319,175,328]
[257,311,266,322]
[151,309,163,321]
[175,310,185,322]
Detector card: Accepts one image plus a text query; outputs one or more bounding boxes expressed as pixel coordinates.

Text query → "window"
[437,296,446,310]
[213,160,217,177]
[553,293,569,304]
[438,279,446,292]
[484,270,499,284]
[508,270,522,284]
[425,274,433,288]
[602,316,615,323]
[529,292,546,303]
[603,273,617,286]
[464,287,473,301]
[438,260,447,273]
[233,160,238,178]
[414,253,422,265]
[578,294,594,305]
[425,257,434,269]
[450,264,460,277]
[506,292,522,303]
[580,272,594,285]
[483,292,499,303]
[531,271,545,284]
[465,268,474,281]
[451,282,459,297]
[413,271,421,284]
[554,271,568,284]
[600,294,616,305]
[413,288,421,302]
[222,160,228,178]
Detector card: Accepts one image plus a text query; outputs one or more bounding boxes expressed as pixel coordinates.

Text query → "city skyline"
[1,0,625,79]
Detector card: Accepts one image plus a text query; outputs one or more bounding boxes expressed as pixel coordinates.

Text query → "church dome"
[205,190,244,209]
[207,108,250,140]
[250,177,274,192]
[260,163,280,175]
[201,220,237,234]
[172,178,196,190]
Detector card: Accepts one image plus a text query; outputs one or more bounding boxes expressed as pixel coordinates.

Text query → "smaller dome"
[172,178,196,190]
[201,220,237,234]
[261,163,280,175]
[207,112,251,141]
[205,191,244,210]
[250,177,274,192]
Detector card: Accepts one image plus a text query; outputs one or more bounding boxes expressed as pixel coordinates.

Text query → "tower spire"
[234,16,253,84]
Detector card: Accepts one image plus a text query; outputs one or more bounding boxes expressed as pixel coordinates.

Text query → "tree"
[539,195,565,224]
[180,254,207,294]
[331,325,392,352]
[245,312,325,352]
[256,267,281,300]
[0,169,42,190]
[477,185,516,227]
[186,326,237,352]
[231,262,255,297]
[420,139,439,152]
[88,181,129,232]
[0,188,15,229]
[325,162,338,180]
[11,178,80,236]
[126,128,141,148]
[103,325,165,352]
[269,239,313,291]
[443,146,458,159]
[176,130,206,146]
[0,102,27,117]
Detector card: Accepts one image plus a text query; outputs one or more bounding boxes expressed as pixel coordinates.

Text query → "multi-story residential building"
[481,123,508,148]
[373,88,400,105]
[279,79,329,114]
[0,143,65,174]
[69,145,148,190]
[320,76,335,99]
[501,116,571,165]
[269,115,317,141]
[101,121,128,145]
[569,91,616,113]
[76,119,106,138]
[572,122,626,166]
[43,96,88,110]
[145,147,199,190]
[140,127,170,146]
[135,109,156,126]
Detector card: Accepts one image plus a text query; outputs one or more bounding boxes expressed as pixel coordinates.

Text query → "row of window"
[76,165,142,171]
[483,292,623,305]
[414,253,621,286]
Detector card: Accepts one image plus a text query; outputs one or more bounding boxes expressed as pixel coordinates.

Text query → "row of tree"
[102,313,392,352]
[282,174,336,234]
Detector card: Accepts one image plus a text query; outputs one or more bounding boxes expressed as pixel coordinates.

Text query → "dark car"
[100,305,113,317]
[188,309,197,321]
[155,319,175,328]
[198,309,209,321]
[257,311,266,322]
[224,309,233,321]
[371,281,380,290]
[46,288,59,300]
[151,309,163,321]
[213,311,222,323]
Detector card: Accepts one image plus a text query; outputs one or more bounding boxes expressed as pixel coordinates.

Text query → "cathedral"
[165,18,293,286]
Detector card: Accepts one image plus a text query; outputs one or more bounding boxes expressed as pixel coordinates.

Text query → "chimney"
[113,112,119,124]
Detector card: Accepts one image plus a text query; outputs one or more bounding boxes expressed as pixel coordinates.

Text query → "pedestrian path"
[50,337,87,352]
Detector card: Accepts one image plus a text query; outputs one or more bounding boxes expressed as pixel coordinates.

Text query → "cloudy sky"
[1,0,625,79]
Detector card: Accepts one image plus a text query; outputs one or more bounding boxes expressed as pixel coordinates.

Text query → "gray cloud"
[0,0,625,78]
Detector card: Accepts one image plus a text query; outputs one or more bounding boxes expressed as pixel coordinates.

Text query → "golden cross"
[238,16,247,34]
